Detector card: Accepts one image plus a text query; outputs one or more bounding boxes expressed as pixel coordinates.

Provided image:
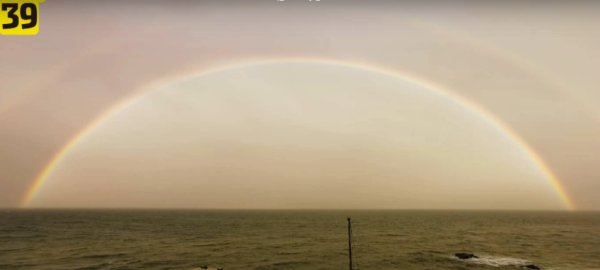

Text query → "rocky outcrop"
[455,253,479,259]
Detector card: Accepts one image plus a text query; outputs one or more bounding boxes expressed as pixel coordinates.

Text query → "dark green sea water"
[1,210,598,270]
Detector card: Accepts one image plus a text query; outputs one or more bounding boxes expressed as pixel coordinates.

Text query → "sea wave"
[451,254,532,267]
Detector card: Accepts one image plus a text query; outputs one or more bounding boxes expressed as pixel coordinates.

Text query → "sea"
[1,210,599,270]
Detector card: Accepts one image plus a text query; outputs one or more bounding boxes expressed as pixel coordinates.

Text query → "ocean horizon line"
[3,207,598,212]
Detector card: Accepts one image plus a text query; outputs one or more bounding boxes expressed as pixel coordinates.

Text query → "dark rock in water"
[524,265,541,270]
[455,253,479,259]
[199,265,208,269]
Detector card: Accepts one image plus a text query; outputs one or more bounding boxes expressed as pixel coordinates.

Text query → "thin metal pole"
[348,217,353,270]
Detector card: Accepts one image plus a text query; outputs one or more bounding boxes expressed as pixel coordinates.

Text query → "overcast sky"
[1,1,599,209]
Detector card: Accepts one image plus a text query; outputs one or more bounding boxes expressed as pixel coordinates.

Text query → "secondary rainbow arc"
[21,58,576,209]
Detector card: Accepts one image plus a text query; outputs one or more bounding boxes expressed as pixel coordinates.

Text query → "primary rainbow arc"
[21,57,576,209]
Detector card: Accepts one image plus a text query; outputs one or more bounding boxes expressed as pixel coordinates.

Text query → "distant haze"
[1,1,599,209]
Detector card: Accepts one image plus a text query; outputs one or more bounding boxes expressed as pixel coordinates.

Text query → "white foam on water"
[473,255,531,267]
[451,254,532,267]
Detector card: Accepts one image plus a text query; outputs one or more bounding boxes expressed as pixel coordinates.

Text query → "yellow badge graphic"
[0,0,43,35]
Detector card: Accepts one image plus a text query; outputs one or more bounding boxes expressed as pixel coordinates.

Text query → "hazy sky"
[1,1,599,209]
